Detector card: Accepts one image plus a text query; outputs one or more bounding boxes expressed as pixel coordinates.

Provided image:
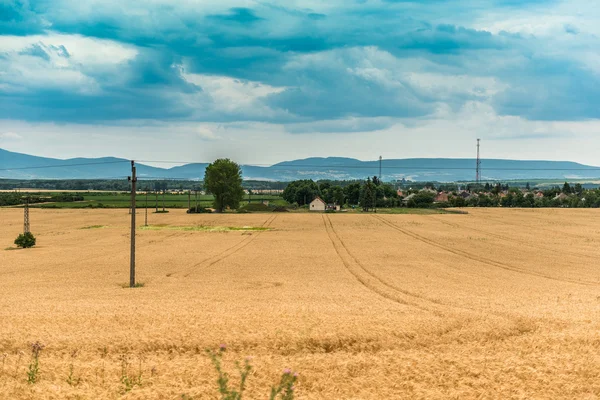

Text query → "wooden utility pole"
[188,191,191,211]
[155,190,158,212]
[145,190,148,226]
[195,189,198,211]
[162,187,165,212]
[128,161,137,288]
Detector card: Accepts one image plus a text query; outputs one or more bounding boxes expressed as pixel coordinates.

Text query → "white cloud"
[2,103,600,166]
[0,132,23,141]
[196,126,219,141]
[0,33,138,95]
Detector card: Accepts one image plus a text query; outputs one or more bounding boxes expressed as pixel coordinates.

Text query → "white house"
[309,197,326,211]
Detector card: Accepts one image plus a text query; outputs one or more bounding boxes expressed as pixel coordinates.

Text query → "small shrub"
[187,206,211,214]
[14,232,36,248]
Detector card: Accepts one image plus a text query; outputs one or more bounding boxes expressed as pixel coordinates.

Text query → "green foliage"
[282,180,319,206]
[14,232,36,248]
[187,206,212,213]
[343,183,361,206]
[407,191,436,208]
[207,346,252,400]
[360,178,376,211]
[205,159,245,212]
[269,369,298,400]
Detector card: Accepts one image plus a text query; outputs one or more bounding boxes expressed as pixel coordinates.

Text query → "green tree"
[360,178,376,211]
[407,191,435,208]
[282,180,319,206]
[204,159,245,212]
[344,183,361,206]
[331,186,345,206]
[562,182,572,194]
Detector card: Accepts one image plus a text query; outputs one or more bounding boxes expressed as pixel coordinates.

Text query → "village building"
[402,193,416,204]
[309,196,326,211]
[435,192,449,203]
[553,193,569,201]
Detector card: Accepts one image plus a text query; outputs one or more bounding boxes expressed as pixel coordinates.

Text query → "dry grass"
[1,208,600,399]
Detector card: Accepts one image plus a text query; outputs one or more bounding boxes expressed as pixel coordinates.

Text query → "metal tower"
[23,197,30,233]
[476,139,481,186]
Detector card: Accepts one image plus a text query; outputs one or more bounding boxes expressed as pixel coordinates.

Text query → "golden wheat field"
[2,208,600,399]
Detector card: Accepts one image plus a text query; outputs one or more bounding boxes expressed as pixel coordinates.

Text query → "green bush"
[15,232,36,248]
[272,206,289,213]
[187,206,212,214]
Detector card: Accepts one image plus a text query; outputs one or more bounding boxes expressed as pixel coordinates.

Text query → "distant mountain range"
[1,148,600,182]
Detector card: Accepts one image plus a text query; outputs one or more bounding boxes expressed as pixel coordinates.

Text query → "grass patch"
[140,224,271,232]
[120,282,145,288]
[80,225,107,229]
[154,210,170,214]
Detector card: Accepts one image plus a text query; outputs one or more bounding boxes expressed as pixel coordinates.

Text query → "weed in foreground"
[26,341,45,384]
[66,350,81,386]
[119,354,143,392]
[207,345,298,400]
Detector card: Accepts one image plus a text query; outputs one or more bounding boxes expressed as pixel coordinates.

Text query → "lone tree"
[204,159,245,212]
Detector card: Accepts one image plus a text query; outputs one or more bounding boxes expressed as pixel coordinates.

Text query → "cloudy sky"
[1,0,599,165]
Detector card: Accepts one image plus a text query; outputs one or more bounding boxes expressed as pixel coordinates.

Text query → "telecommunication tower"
[476,139,481,186]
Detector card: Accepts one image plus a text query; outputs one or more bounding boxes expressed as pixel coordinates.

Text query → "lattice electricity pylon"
[476,138,481,186]
[23,197,30,233]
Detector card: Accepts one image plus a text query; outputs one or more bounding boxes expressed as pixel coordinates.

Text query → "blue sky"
[1,0,599,165]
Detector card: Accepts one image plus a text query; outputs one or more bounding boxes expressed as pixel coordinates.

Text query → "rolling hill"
[1,148,600,182]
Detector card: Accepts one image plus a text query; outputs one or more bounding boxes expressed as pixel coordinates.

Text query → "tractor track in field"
[181,215,278,278]
[371,214,600,287]
[323,214,457,314]
[428,215,600,262]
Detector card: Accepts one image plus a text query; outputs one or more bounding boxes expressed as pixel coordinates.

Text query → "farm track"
[323,215,458,314]
[427,215,600,262]
[181,215,278,278]
[371,215,600,287]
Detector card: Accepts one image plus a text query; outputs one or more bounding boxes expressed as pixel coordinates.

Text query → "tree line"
[282,177,400,210]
